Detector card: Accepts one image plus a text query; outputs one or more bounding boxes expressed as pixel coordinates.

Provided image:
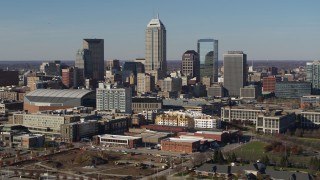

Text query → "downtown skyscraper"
[82,39,104,81]
[197,39,218,83]
[306,60,320,95]
[75,48,92,85]
[145,16,167,82]
[223,51,247,97]
[181,50,200,82]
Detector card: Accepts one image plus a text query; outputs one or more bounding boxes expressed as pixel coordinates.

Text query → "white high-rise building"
[96,84,132,113]
[137,73,155,94]
[145,16,167,82]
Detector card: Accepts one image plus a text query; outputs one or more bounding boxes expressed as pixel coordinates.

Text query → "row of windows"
[100,139,128,144]
[132,103,160,109]
[264,119,279,128]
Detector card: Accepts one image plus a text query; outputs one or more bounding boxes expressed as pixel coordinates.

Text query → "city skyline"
[0,0,319,61]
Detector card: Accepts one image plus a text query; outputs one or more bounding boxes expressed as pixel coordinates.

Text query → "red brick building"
[161,138,200,153]
[177,130,240,144]
[262,76,276,93]
[62,67,75,88]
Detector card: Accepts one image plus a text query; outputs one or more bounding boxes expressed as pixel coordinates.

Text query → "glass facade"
[197,39,218,83]
[306,61,320,95]
[75,48,93,86]
[275,82,311,98]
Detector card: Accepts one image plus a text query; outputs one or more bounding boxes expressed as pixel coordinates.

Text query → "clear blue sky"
[0,0,319,61]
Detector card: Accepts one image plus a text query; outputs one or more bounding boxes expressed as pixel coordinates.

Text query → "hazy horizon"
[0,0,319,61]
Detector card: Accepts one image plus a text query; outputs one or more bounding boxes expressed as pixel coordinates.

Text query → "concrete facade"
[132,97,162,113]
[137,73,155,94]
[96,85,132,113]
[223,51,247,97]
[145,17,167,81]
[181,50,200,82]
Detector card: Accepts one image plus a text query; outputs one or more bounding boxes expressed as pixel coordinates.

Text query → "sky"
[0,0,319,61]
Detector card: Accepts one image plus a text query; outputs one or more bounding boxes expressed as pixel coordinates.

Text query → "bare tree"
[190,153,207,167]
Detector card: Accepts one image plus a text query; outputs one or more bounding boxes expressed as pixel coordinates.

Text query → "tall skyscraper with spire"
[145,15,167,82]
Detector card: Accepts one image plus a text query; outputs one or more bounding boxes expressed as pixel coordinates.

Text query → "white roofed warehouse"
[24,89,96,113]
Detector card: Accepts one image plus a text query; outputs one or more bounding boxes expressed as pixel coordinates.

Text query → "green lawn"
[230,141,267,161]
[228,141,311,169]
[238,141,266,153]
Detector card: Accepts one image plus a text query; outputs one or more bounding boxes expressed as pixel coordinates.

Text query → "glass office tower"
[306,60,320,95]
[197,39,218,83]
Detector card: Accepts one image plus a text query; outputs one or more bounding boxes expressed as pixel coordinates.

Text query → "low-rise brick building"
[177,130,240,144]
[161,138,200,153]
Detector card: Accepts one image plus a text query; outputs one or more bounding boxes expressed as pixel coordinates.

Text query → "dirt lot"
[14,149,169,179]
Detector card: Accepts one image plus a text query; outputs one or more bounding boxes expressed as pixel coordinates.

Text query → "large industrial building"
[11,113,80,136]
[23,89,96,113]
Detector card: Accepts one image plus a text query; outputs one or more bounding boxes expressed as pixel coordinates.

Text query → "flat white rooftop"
[15,134,43,138]
[196,131,224,135]
[166,138,199,143]
[98,134,141,140]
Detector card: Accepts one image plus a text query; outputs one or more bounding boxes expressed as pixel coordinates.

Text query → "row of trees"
[264,141,303,155]
[286,128,320,138]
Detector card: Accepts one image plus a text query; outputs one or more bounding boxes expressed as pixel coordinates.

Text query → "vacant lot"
[15,149,169,179]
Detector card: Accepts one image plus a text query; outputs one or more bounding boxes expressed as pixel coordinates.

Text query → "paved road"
[90,145,190,158]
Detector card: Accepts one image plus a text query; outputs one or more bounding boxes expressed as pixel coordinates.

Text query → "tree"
[190,153,207,167]
[280,155,289,167]
[227,152,237,163]
[214,150,225,164]
[260,155,270,166]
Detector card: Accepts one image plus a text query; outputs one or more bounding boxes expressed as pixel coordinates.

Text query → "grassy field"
[229,141,267,161]
[228,141,311,168]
